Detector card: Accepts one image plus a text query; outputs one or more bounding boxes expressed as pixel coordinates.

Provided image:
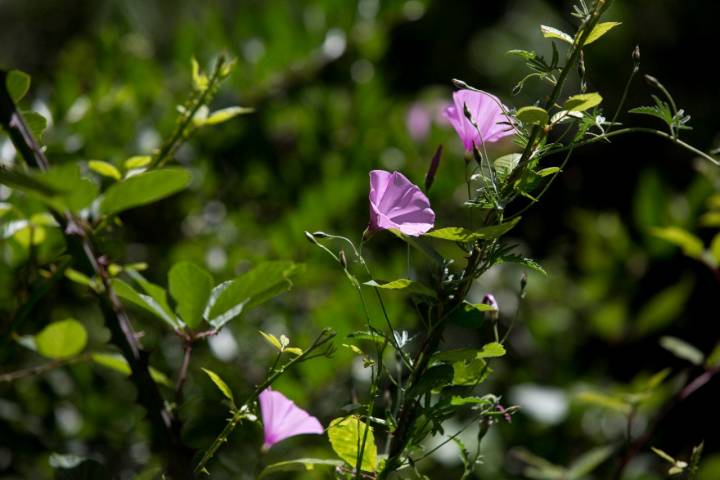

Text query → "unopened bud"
[424,145,442,192]
[632,45,641,63]
[304,231,319,244]
[482,293,499,321]
[339,249,348,269]
[312,231,330,238]
[520,272,528,292]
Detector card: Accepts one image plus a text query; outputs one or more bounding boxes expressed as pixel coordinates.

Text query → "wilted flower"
[443,89,514,151]
[259,388,323,450]
[368,170,435,237]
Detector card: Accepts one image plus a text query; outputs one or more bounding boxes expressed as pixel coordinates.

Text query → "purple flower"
[443,89,514,151]
[259,388,323,450]
[368,170,435,237]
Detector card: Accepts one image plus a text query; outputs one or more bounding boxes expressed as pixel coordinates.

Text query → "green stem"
[194,329,335,474]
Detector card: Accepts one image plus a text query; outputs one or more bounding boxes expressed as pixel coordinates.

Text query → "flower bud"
[339,249,348,270]
[482,293,499,321]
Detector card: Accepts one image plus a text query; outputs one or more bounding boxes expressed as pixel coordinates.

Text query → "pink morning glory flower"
[443,89,514,151]
[259,388,323,450]
[406,103,432,141]
[368,170,435,237]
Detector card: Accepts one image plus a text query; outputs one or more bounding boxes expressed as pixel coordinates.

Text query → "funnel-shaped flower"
[259,388,323,450]
[443,89,513,151]
[368,170,435,237]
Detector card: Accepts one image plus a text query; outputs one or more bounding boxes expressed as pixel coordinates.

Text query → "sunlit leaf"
[540,25,573,44]
[650,226,704,258]
[564,93,603,112]
[100,168,191,215]
[201,368,235,405]
[88,160,121,181]
[35,319,87,359]
[424,218,520,242]
[168,262,213,329]
[516,106,549,126]
[660,336,704,366]
[203,106,254,125]
[258,458,344,479]
[364,278,436,298]
[583,22,622,45]
[328,416,377,472]
[6,70,30,102]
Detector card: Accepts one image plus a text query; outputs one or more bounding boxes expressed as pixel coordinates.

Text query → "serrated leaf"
[650,226,704,258]
[364,278,436,298]
[660,336,704,366]
[168,262,213,329]
[6,70,31,102]
[540,25,573,44]
[100,168,191,215]
[516,106,549,126]
[584,22,622,45]
[201,368,235,405]
[258,458,344,479]
[424,218,520,242]
[88,160,121,181]
[35,319,87,359]
[328,417,377,472]
[203,106,253,125]
[206,261,300,329]
[565,93,603,112]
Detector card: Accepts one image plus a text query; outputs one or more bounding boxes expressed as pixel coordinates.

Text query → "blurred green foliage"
[1,0,719,478]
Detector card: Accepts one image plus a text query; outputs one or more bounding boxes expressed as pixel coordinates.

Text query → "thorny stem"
[1,70,193,480]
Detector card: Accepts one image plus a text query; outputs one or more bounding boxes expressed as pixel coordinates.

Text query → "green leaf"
[564,93,603,112]
[23,111,48,140]
[434,343,505,363]
[328,416,377,472]
[203,106,253,125]
[259,331,283,351]
[494,153,522,180]
[635,277,693,334]
[650,226,704,258]
[205,261,300,329]
[406,364,454,398]
[540,25,573,44]
[451,358,491,386]
[6,70,30,102]
[111,278,180,329]
[200,368,235,405]
[575,391,631,414]
[124,155,152,170]
[100,168,191,216]
[0,167,58,196]
[583,22,622,45]
[91,352,172,387]
[258,458,344,479]
[566,446,615,479]
[364,279,436,299]
[88,160,122,181]
[536,167,561,177]
[168,262,213,329]
[37,163,98,213]
[660,336,704,366]
[35,319,87,359]
[516,106,549,126]
[463,302,498,313]
[191,57,209,90]
[424,218,520,242]
[497,254,547,276]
